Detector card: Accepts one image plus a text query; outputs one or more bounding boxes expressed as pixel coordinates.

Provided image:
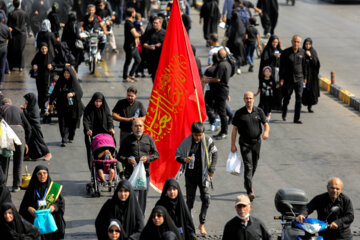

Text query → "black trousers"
[214,96,228,134]
[58,115,77,143]
[239,140,261,194]
[282,81,303,121]
[123,47,141,79]
[185,176,210,224]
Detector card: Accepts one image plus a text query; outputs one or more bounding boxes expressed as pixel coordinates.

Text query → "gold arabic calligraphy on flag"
[145,55,189,141]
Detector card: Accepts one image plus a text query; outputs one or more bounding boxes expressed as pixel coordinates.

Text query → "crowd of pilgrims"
[0,0,322,239]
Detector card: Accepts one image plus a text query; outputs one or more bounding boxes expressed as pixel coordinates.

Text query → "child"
[255,66,278,121]
[245,17,261,72]
[97,149,115,186]
[134,13,144,35]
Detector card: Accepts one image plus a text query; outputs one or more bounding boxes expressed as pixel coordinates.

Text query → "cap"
[235,194,251,206]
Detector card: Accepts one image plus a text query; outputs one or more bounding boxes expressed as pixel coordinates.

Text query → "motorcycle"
[80,29,105,74]
[274,188,340,240]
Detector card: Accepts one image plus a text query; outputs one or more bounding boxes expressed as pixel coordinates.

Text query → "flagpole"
[176,0,212,171]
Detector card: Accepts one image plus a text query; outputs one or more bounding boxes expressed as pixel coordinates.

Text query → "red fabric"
[145,0,206,192]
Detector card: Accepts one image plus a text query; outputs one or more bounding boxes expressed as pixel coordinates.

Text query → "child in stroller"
[91,133,118,188]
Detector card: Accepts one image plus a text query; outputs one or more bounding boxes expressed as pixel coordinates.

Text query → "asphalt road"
[2,0,360,239]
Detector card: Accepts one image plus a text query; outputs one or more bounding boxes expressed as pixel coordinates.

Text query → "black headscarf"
[303,38,319,60]
[95,180,144,240]
[156,178,195,240]
[259,35,281,79]
[0,202,41,240]
[19,165,66,238]
[32,42,54,70]
[140,205,182,240]
[51,66,84,122]
[0,168,12,207]
[23,93,41,126]
[83,92,113,134]
[19,165,52,222]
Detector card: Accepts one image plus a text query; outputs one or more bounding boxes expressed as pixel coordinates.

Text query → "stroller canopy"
[91,134,116,157]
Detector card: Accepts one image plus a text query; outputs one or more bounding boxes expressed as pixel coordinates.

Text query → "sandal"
[129,76,138,82]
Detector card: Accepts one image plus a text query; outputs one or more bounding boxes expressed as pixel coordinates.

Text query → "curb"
[319,77,360,112]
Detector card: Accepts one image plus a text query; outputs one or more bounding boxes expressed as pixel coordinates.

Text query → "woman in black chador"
[156,178,196,240]
[302,38,320,113]
[50,66,84,147]
[31,42,54,113]
[19,165,65,240]
[95,180,144,240]
[259,35,282,110]
[0,202,41,240]
[22,93,51,160]
[83,92,114,169]
[200,0,220,46]
[140,205,182,240]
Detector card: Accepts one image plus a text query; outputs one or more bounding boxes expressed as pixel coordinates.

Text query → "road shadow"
[66,219,94,229]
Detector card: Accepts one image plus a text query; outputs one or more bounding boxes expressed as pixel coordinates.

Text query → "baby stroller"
[86,133,119,197]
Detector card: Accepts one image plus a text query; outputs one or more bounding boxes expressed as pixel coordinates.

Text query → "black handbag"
[29,68,38,78]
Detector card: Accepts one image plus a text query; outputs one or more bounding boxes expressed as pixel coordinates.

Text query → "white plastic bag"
[0,119,22,150]
[226,152,242,176]
[128,161,147,190]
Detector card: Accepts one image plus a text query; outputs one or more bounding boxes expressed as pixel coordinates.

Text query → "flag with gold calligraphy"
[145,0,206,192]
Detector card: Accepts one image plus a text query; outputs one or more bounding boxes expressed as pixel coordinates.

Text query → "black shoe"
[282,114,286,121]
[213,133,227,140]
[248,65,254,72]
[294,120,302,124]
[308,107,314,113]
[228,115,233,125]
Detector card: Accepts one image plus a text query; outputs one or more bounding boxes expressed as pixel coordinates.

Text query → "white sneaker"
[209,124,215,131]
[237,68,242,75]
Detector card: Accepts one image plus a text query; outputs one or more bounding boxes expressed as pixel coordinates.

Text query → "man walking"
[143,17,166,82]
[297,177,354,240]
[176,122,218,235]
[231,91,269,201]
[117,118,159,214]
[0,12,10,88]
[0,98,31,192]
[122,7,141,82]
[205,48,232,140]
[112,86,146,145]
[222,194,270,240]
[280,34,307,124]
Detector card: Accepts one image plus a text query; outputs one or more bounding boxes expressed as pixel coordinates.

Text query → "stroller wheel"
[95,191,101,197]
[90,187,96,197]
[108,186,112,192]
[86,184,90,194]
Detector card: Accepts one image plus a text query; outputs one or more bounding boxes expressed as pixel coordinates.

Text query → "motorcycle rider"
[80,4,108,61]
[296,177,354,240]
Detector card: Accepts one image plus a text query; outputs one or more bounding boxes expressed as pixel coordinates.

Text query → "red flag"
[144,0,206,192]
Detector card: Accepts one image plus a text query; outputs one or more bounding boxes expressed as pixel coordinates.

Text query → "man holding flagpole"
[176,121,218,235]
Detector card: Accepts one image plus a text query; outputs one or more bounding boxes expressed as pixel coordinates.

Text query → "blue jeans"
[246,44,256,66]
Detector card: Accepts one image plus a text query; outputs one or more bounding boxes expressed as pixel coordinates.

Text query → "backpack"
[237,7,250,28]
[226,51,238,77]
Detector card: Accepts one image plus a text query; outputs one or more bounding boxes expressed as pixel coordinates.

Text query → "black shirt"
[82,15,102,32]
[222,216,270,240]
[280,47,307,83]
[112,99,146,132]
[118,133,159,177]
[301,192,354,240]
[246,24,258,45]
[185,139,202,179]
[214,59,231,97]
[143,28,166,61]
[124,19,136,49]
[232,106,267,144]
[0,105,31,142]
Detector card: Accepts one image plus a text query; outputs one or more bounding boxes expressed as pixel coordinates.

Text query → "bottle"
[68,97,73,106]
[188,154,195,169]
[130,156,137,167]
[105,149,110,160]
[134,108,140,118]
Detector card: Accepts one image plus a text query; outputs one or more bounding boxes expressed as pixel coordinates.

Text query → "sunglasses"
[108,229,120,233]
[152,213,163,218]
